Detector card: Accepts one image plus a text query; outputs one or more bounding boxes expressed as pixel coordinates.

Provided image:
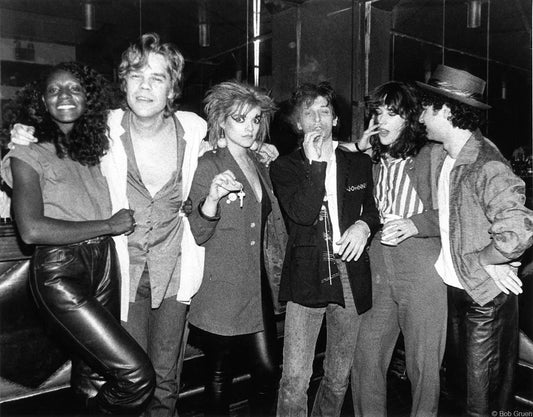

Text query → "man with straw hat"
[417,64,533,416]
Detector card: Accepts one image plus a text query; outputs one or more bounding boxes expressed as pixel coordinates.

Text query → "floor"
[2,368,531,417]
[2,329,532,417]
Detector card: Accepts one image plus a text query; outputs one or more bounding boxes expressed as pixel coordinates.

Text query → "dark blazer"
[270,146,379,314]
[187,148,287,335]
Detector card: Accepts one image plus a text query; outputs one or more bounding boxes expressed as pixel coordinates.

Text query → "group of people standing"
[2,31,532,417]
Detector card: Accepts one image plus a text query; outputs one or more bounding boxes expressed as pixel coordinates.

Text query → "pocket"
[291,245,317,260]
[34,247,77,271]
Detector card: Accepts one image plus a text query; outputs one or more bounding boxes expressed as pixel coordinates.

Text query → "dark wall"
[272,0,353,142]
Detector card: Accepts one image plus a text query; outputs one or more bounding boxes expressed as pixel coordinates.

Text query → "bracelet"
[355,142,370,153]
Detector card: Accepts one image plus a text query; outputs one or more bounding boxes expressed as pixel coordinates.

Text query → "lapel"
[372,161,379,186]
[335,149,351,223]
[219,147,253,198]
[179,112,199,198]
[454,132,481,168]
[404,156,417,190]
[252,153,276,205]
[120,111,142,182]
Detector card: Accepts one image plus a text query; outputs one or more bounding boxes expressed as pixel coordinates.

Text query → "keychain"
[226,185,245,207]
[237,185,245,208]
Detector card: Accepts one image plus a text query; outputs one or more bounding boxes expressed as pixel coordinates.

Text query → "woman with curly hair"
[187,80,287,416]
[1,62,155,414]
[347,81,447,417]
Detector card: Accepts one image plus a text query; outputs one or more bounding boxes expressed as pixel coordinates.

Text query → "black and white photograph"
[0,1,531,416]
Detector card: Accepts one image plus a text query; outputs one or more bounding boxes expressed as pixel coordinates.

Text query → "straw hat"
[416,65,491,110]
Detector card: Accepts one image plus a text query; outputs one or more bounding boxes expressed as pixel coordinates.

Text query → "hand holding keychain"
[202,170,242,217]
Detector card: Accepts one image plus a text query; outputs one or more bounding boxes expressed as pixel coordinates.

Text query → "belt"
[82,236,109,244]
[65,235,109,247]
[36,235,109,250]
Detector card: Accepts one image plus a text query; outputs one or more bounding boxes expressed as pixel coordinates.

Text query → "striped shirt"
[375,156,424,222]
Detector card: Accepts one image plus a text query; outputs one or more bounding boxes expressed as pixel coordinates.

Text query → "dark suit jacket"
[270,147,379,314]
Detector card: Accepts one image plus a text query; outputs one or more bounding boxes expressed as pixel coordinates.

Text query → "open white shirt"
[435,155,463,288]
[324,142,342,254]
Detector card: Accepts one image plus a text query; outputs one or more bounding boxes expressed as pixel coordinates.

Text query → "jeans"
[123,267,189,417]
[30,237,155,414]
[446,286,518,417]
[277,261,362,417]
[352,234,447,417]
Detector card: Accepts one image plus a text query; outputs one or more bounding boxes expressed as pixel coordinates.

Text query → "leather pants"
[446,286,518,417]
[193,273,279,417]
[29,237,155,415]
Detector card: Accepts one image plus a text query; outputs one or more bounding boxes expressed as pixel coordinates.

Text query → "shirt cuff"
[198,199,221,221]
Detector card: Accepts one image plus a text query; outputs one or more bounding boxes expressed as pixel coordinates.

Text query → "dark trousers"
[30,237,155,415]
[446,286,518,417]
[193,274,279,417]
[122,267,189,417]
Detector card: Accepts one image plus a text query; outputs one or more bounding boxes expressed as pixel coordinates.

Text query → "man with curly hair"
[11,33,278,417]
[417,65,533,416]
[104,32,207,417]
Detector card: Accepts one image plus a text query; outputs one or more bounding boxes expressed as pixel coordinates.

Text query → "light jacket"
[431,130,533,305]
[101,108,208,321]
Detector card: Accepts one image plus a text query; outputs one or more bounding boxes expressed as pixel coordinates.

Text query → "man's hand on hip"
[483,261,523,295]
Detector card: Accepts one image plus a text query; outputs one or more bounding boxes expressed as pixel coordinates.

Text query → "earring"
[166,96,174,112]
[217,128,227,148]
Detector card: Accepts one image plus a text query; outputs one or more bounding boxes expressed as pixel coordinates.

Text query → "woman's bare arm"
[11,158,135,245]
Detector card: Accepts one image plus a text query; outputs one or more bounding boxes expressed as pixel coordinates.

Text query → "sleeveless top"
[1,142,111,222]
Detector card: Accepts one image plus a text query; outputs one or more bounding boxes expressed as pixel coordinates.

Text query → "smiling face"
[42,70,87,134]
[221,104,262,150]
[296,95,337,142]
[374,105,406,146]
[124,52,173,120]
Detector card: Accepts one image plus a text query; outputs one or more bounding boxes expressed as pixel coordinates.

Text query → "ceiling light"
[198,0,210,47]
[466,0,484,29]
[83,1,96,31]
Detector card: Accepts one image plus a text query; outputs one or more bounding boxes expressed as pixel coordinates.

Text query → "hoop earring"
[217,128,227,148]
